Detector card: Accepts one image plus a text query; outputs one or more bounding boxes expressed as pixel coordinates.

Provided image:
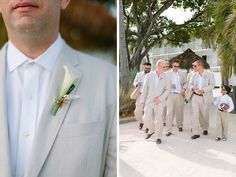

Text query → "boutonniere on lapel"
[159,74,164,80]
[51,65,79,116]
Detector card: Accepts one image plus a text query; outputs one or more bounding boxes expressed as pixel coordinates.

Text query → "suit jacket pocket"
[57,121,104,138]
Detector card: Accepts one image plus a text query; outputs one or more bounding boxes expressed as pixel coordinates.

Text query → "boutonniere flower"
[51,65,78,116]
[159,75,164,80]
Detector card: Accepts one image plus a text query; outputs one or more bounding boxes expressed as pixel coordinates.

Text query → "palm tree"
[205,0,236,79]
[205,0,236,112]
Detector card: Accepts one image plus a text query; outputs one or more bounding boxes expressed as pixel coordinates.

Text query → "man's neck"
[156,70,161,76]
[8,32,58,59]
[198,69,204,75]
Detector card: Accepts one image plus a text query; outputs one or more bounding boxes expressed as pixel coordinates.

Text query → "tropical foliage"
[120,0,210,91]
[203,0,236,78]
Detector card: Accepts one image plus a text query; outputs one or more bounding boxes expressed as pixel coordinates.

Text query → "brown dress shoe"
[178,127,183,132]
[203,130,208,135]
[139,123,144,130]
[191,135,200,139]
[156,139,162,144]
[145,132,154,139]
[165,132,172,136]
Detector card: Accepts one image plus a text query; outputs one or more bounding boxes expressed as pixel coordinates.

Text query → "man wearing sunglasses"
[165,59,187,136]
[189,60,215,139]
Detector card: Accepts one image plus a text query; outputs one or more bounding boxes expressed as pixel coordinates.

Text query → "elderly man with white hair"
[141,59,170,144]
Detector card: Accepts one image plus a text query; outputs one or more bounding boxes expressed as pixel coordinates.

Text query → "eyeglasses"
[173,65,179,68]
[192,65,197,68]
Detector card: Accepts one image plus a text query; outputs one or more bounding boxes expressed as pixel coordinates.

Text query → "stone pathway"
[120,90,236,177]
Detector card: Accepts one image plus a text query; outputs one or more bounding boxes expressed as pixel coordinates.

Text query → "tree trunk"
[229,86,236,114]
[119,0,129,92]
[221,73,229,85]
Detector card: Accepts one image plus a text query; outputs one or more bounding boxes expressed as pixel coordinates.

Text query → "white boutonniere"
[51,65,79,116]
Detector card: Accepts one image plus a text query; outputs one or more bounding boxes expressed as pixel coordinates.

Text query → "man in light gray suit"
[190,60,215,139]
[141,59,170,144]
[165,59,187,136]
[0,0,116,177]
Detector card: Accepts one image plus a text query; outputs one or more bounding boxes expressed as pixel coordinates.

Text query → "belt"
[193,92,203,96]
[171,92,180,94]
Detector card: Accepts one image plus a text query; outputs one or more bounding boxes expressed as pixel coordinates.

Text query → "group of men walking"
[133,59,216,144]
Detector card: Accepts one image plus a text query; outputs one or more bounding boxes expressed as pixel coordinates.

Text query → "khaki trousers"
[134,94,143,124]
[187,101,204,131]
[166,93,184,132]
[143,102,165,139]
[154,103,166,139]
[143,105,155,134]
[192,95,210,135]
[216,110,229,138]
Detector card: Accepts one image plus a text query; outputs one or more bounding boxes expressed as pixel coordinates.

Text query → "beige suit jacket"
[133,71,145,87]
[185,71,195,101]
[141,71,170,108]
[189,70,215,104]
[166,69,187,91]
[0,42,117,177]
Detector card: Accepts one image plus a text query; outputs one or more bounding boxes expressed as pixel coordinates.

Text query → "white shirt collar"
[7,34,64,72]
[197,69,206,77]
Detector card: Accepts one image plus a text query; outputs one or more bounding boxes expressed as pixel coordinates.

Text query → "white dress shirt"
[6,35,63,177]
[154,71,160,89]
[171,71,182,93]
[133,71,146,92]
[194,70,206,89]
[215,94,234,113]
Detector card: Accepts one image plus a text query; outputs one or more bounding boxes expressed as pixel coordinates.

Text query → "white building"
[149,38,236,87]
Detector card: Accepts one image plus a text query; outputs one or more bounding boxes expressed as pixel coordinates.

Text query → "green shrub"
[128,68,138,88]
[119,87,135,117]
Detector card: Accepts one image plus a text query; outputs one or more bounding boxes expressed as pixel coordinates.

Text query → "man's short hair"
[195,59,205,67]
[172,59,180,64]
[143,62,151,66]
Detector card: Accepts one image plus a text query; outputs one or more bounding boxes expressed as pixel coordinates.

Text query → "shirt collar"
[7,34,64,72]
[196,70,205,77]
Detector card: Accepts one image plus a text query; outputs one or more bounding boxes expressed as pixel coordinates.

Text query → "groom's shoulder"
[70,47,116,76]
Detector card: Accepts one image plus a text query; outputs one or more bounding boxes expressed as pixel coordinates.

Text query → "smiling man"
[0,1,117,177]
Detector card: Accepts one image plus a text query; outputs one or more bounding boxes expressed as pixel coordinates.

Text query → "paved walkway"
[120,90,236,177]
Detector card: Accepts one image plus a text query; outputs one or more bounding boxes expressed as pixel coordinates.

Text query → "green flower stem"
[66,84,75,95]
[51,84,76,116]
[51,104,61,116]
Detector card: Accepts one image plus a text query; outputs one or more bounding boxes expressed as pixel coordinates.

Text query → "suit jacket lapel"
[24,43,82,177]
[0,44,12,177]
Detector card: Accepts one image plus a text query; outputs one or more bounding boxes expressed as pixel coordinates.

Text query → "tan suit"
[166,69,187,132]
[190,70,215,135]
[216,111,229,138]
[185,71,195,102]
[141,71,170,138]
[133,71,146,124]
[0,42,117,177]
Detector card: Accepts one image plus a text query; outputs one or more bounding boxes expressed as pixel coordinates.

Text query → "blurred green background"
[0,0,116,62]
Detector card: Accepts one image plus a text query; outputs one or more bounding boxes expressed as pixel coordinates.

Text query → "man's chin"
[14,20,41,33]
